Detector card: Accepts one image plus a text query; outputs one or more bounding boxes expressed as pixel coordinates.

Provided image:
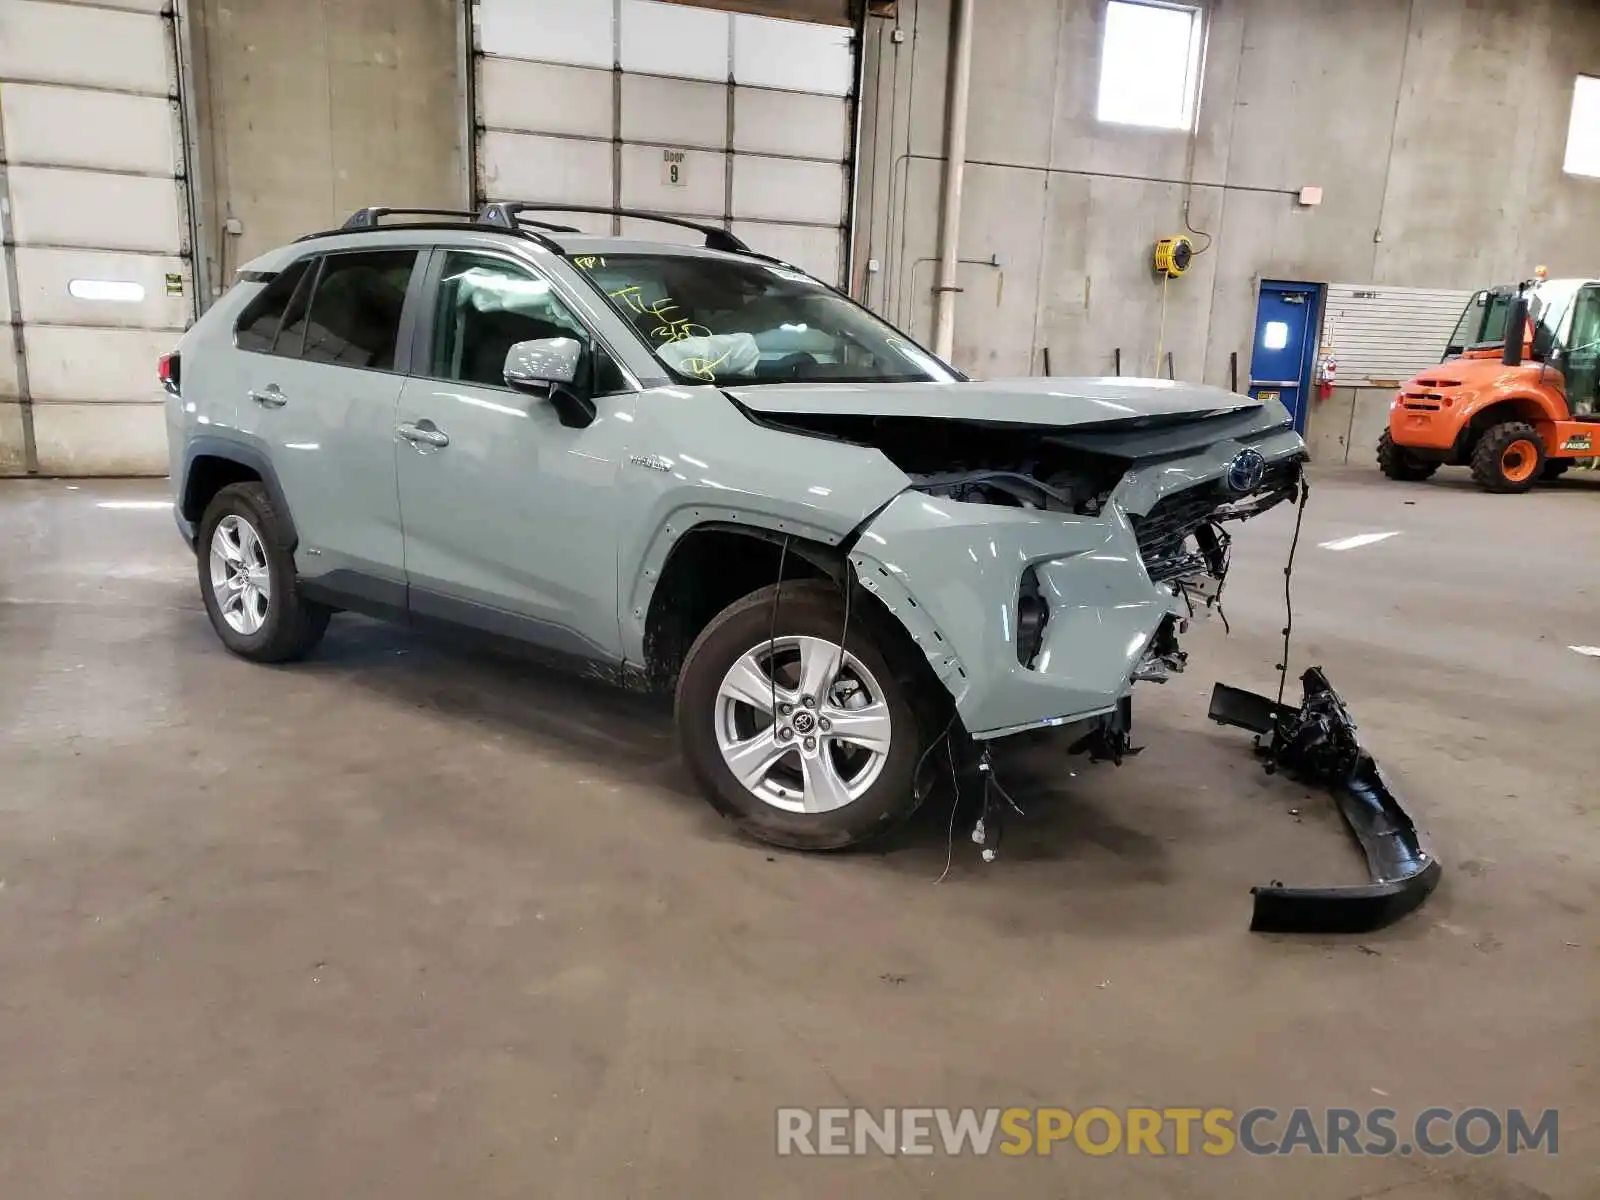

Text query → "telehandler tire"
[1470,422,1544,493]
[1377,430,1439,482]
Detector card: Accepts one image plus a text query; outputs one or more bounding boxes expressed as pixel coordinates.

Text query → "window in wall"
[1563,75,1600,177]
[1096,1,1203,131]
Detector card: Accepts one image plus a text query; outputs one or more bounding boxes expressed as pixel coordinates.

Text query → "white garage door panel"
[477,58,611,139]
[620,0,728,81]
[478,0,612,69]
[3,0,191,475]
[31,403,167,476]
[620,144,724,217]
[732,221,840,281]
[621,74,726,150]
[734,87,848,160]
[1,84,176,174]
[617,215,704,247]
[478,131,613,206]
[14,248,189,329]
[732,156,844,224]
[0,404,26,473]
[0,1,169,94]
[0,340,17,397]
[732,15,852,95]
[24,326,172,403]
[471,0,856,286]
[9,167,183,253]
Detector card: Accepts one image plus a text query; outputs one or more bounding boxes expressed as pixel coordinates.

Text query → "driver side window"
[427,252,626,392]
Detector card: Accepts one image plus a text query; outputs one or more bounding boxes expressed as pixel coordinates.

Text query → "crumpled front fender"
[848,492,1180,739]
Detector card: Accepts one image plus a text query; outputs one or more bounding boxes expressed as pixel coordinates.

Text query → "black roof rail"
[340,207,478,230]
[478,202,753,254]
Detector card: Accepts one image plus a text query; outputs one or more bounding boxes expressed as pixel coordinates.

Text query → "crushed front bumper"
[1210,668,1441,933]
[847,426,1305,740]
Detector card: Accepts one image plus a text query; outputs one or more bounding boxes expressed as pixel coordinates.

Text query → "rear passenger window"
[234,259,310,353]
[298,250,417,370]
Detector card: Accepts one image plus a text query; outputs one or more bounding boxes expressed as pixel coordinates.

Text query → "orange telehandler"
[1379,274,1600,491]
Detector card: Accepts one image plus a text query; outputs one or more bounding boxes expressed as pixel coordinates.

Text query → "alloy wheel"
[208,514,272,635]
[713,634,893,814]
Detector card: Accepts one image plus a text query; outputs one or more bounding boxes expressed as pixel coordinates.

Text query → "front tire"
[1377,429,1439,481]
[1470,421,1544,493]
[675,580,924,850]
[197,482,330,662]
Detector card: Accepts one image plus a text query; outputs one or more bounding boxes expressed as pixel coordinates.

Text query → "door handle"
[396,421,450,448]
[249,386,287,408]
[1249,379,1303,388]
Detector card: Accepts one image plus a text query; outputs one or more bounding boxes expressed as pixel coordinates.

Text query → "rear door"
[233,247,421,599]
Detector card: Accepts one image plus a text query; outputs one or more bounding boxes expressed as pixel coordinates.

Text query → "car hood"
[723,376,1260,428]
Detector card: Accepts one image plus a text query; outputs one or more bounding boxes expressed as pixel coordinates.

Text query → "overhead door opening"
[470,0,858,285]
[0,0,196,476]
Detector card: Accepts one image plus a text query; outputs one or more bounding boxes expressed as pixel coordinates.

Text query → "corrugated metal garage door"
[1320,284,1474,387]
[471,0,857,284]
[0,0,192,476]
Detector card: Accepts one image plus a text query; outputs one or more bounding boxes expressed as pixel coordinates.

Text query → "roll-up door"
[1321,284,1475,387]
[0,0,193,476]
[471,0,856,284]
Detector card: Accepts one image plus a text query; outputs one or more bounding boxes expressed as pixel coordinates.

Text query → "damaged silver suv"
[164,204,1436,930]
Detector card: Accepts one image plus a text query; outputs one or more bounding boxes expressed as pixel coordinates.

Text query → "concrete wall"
[851,0,1600,410]
[188,0,466,302]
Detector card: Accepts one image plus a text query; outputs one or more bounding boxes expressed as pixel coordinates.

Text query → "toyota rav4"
[162,203,1436,929]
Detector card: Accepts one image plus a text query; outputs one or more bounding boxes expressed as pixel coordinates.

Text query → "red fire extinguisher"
[1317,353,1337,401]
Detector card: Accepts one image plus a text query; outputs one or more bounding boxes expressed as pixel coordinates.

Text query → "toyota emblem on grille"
[1226,448,1267,494]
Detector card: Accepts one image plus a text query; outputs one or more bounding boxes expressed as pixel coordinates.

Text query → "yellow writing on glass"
[607,284,728,379]
[572,256,607,270]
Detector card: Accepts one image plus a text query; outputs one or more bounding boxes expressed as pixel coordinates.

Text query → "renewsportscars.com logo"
[776,1106,1559,1158]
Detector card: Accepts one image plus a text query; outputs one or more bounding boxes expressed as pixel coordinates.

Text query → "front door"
[394,248,636,664]
[1249,281,1321,433]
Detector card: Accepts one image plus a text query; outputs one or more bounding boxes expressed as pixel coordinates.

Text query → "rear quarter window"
[234,259,312,353]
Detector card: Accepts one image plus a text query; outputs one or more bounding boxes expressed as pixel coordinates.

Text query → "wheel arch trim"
[180,436,298,551]
[620,506,860,667]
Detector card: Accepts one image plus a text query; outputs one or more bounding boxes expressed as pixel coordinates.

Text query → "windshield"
[573,254,958,385]
[1446,289,1513,355]
[1528,280,1582,361]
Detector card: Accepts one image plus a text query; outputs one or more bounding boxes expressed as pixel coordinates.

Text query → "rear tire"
[675,580,924,851]
[1541,458,1572,480]
[1377,430,1439,481]
[197,482,331,662]
[1470,421,1544,493]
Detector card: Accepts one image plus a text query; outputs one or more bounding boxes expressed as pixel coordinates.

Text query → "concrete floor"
[1,469,1595,1199]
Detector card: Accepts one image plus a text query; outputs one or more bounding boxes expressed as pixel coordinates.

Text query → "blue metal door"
[1249,282,1321,433]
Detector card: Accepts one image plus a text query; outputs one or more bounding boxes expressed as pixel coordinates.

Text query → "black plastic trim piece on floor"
[1209,669,1442,934]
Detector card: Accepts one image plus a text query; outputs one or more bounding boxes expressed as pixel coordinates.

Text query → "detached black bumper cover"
[1209,668,1442,934]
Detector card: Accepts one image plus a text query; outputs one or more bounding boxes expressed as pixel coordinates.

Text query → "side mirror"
[503,337,595,428]
[504,337,581,391]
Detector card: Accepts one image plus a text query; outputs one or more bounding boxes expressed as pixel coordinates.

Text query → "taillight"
[158,351,180,396]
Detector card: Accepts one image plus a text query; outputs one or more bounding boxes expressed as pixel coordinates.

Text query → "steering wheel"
[769,351,819,380]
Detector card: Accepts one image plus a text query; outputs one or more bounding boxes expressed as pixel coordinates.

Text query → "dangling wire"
[935,736,961,884]
[1274,474,1311,716]
[768,537,790,719]
[830,564,855,704]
